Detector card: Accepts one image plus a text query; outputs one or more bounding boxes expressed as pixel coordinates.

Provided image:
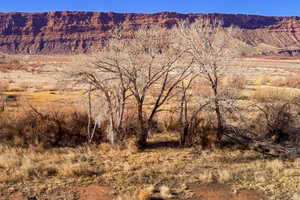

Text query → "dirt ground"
[4,184,266,200]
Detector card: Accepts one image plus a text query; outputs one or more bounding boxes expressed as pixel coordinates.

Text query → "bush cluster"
[0,107,104,148]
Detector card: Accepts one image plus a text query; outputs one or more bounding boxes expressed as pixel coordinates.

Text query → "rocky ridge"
[0,11,299,55]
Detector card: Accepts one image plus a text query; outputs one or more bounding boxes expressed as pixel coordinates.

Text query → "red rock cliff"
[0,11,299,54]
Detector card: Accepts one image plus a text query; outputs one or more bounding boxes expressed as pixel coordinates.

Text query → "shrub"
[0,107,104,148]
[181,112,219,149]
[0,105,162,148]
[117,110,140,141]
[250,102,297,144]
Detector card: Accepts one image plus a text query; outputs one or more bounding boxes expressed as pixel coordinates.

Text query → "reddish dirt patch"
[191,184,267,200]
[75,185,113,200]
[1,194,25,200]
[10,196,23,200]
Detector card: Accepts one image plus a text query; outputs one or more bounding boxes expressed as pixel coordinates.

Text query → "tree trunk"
[213,87,223,144]
[137,102,148,147]
[180,123,189,146]
[108,117,115,145]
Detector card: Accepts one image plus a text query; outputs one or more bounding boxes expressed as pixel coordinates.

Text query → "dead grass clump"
[99,143,113,152]
[21,164,58,179]
[293,158,300,168]
[0,153,21,169]
[125,138,140,153]
[283,168,299,177]
[9,157,59,181]
[217,169,232,183]
[223,75,247,89]
[159,185,173,199]
[0,172,23,183]
[293,192,300,200]
[198,171,215,183]
[58,161,99,177]
[266,159,285,174]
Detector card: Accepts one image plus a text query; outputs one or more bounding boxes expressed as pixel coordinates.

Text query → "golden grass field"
[1,55,300,199]
[0,133,299,199]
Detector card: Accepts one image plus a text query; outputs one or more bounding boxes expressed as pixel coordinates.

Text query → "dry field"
[2,56,300,107]
[1,133,300,200]
[1,55,300,199]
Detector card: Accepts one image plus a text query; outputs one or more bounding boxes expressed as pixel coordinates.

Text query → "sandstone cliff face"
[0,11,299,55]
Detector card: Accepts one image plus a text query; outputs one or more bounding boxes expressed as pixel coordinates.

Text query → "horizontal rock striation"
[0,11,299,55]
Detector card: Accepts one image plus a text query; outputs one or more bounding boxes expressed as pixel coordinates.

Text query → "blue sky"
[1,0,300,16]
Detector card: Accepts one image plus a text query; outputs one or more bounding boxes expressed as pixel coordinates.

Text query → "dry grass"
[258,75,300,89]
[2,55,300,199]
[58,161,100,177]
[198,171,215,184]
[222,75,247,89]
[286,76,300,89]
[0,80,9,92]
[294,158,300,168]
[3,90,84,106]
[137,189,152,200]
[0,153,22,169]
[0,145,101,183]
[266,159,285,171]
[0,105,104,148]
[159,185,173,199]
[252,87,299,102]
[293,192,300,200]
[0,133,299,199]
[217,169,232,183]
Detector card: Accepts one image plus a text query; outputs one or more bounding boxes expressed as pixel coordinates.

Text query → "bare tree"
[178,18,239,145]
[75,25,193,147]
[178,75,213,146]
[73,39,131,145]
[70,29,132,145]
[119,26,193,146]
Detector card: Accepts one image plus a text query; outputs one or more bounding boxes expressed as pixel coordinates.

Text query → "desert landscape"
[0,10,300,200]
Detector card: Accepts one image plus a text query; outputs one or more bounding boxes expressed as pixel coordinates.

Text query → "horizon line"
[0,10,299,18]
